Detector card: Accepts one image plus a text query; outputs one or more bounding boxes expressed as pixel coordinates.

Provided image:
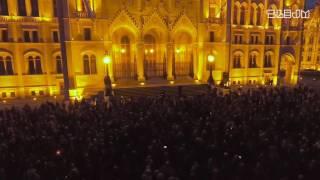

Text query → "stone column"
[193,44,198,79]
[136,0,142,11]
[167,42,174,80]
[136,41,145,81]
[26,0,32,16]
[203,0,209,19]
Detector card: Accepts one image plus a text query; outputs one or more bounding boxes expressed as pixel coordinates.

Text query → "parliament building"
[0,0,319,98]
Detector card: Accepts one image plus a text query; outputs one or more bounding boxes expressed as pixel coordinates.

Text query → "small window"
[0,57,5,75]
[83,54,97,74]
[84,28,91,41]
[209,31,214,42]
[24,31,31,42]
[39,90,44,96]
[17,0,27,16]
[0,56,14,75]
[52,31,59,42]
[1,92,6,98]
[28,56,42,74]
[0,0,8,15]
[53,0,58,17]
[56,56,63,74]
[31,0,39,17]
[1,29,9,42]
[32,31,39,42]
[286,37,290,45]
[31,91,36,96]
[307,56,311,61]
[35,56,42,74]
[5,56,13,75]
[10,92,15,97]
[83,55,90,74]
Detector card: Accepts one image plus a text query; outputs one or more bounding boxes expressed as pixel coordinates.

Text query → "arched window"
[83,54,97,75]
[249,54,257,68]
[5,56,13,75]
[209,0,216,19]
[256,6,262,25]
[264,53,273,67]
[0,0,8,15]
[121,36,130,44]
[35,56,42,74]
[250,5,255,25]
[0,56,13,75]
[268,16,273,26]
[90,55,97,74]
[27,55,42,74]
[240,5,246,25]
[233,4,239,24]
[17,0,27,16]
[233,54,242,68]
[268,5,277,27]
[56,55,63,74]
[83,55,90,74]
[30,0,39,17]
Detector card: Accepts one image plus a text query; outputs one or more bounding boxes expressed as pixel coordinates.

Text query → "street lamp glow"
[121,48,126,54]
[103,55,111,64]
[208,55,215,63]
[150,49,154,54]
[176,49,180,54]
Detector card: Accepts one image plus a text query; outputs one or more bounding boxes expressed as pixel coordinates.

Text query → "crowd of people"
[0,86,320,180]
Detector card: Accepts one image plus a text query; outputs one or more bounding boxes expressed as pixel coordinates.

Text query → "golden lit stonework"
[0,0,319,98]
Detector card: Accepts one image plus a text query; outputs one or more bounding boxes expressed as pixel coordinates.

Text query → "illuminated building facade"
[302,4,320,70]
[0,0,318,98]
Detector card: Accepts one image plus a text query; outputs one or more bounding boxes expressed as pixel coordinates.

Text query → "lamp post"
[207,54,215,86]
[103,55,112,97]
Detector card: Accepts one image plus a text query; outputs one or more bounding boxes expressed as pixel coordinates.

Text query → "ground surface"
[1,73,320,109]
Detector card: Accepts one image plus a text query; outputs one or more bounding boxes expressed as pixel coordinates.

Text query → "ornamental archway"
[173,31,193,78]
[280,53,295,85]
[111,28,137,80]
[143,33,164,79]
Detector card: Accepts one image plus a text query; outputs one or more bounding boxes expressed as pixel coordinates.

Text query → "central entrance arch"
[280,53,295,85]
[144,33,164,79]
[173,31,194,78]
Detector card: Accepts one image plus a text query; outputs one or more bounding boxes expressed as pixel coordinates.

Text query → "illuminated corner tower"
[302,1,320,71]
[277,0,307,85]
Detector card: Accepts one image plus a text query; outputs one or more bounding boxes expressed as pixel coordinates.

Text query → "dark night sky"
[307,0,318,9]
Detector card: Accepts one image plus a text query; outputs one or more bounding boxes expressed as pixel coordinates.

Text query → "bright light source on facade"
[2,100,6,104]
[145,49,148,54]
[54,96,57,99]
[140,82,145,86]
[176,49,180,54]
[103,55,111,64]
[208,54,215,63]
[150,49,154,54]
[170,81,174,84]
[33,97,37,101]
[112,83,117,87]
[121,49,126,54]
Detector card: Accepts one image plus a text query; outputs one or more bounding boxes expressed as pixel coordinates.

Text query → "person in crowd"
[0,86,319,180]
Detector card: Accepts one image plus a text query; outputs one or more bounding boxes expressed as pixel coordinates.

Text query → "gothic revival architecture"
[0,0,319,98]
